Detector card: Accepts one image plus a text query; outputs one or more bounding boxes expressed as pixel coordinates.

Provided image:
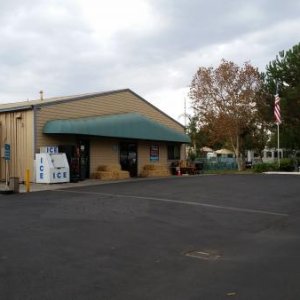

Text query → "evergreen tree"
[265,42,300,149]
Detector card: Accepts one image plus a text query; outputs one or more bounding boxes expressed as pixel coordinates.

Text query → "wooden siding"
[36,90,184,150]
[90,138,119,174]
[90,139,170,177]
[138,141,168,175]
[0,110,34,182]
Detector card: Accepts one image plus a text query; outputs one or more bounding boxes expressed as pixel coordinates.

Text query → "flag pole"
[277,123,280,167]
[275,82,280,167]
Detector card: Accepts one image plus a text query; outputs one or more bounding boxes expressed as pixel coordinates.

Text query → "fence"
[195,157,238,171]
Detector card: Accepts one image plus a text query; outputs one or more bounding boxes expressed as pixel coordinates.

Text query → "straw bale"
[141,167,171,178]
[97,164,121,172]
[115,171,130,180]
[143,164,169,171]
[95,171,114,180]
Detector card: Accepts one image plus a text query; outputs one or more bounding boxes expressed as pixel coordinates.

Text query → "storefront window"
[266,151,272,158]
[167,144,180,160]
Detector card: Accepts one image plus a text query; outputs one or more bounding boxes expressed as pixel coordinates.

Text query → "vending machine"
[36,146,70,183]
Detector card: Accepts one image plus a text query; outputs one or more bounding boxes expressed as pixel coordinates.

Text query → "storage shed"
[0,89,190,182]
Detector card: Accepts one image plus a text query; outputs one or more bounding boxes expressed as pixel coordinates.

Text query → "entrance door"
[78,140,90,180]
[120,142,137,177]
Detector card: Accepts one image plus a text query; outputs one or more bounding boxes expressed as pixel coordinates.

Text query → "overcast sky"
[0,0,299,123]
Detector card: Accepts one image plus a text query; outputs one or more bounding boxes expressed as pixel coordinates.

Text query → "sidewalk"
[0,178,135,193]
[264,171,300,175]
[0,176,179,194]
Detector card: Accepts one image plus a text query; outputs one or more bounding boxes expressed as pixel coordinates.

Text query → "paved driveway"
[0,175,300,300]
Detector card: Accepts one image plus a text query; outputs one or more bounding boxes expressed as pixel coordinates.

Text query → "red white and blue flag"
[274,94,281,124]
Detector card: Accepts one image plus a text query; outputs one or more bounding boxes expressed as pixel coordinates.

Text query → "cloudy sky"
[0,0,299,123]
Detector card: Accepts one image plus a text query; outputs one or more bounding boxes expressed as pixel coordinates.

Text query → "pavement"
[0,174,300,299]
[0,171,299,194]
[0,178,151,193]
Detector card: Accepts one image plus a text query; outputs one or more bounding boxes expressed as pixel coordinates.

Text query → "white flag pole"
[277,123,280,167]
[276,82,280,168]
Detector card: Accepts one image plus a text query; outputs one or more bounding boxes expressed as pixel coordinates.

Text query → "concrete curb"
[264,171,300,175]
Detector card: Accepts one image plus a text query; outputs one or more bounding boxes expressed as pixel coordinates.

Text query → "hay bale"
[97,164,121,172]
[94,169,130,180]
[141,166,171,178]
[143,164,169,171]
[115,171,130,180]
[95,171,114,180]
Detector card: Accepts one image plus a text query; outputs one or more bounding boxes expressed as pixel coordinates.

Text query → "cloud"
[0,0,299,123]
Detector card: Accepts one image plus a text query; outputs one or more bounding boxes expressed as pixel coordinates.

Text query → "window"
[266,151,272,158]
[167,144,180,160]
[274,151,282,158]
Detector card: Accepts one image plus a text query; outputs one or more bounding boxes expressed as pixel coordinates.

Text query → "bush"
[253,158,294,173]
[253,162,279,173]
[278,158,294,171]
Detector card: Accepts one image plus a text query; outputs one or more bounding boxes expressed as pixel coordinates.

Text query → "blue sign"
[150,144,159,161]
[4,144,10,161]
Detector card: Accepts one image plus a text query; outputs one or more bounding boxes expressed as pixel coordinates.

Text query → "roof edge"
[34,89,131,108]
[127,89,185,129]
[0,105,33,113]
[0,89,186,130]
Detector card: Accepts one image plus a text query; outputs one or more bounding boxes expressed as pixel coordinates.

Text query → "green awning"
[43,113,190,143]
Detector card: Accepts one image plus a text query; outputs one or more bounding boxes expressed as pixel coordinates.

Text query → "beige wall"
[90,138,119,174]
[0,110,34,182]
[36,90,184,151]
[89,138,171,176]
[138,141,168,175]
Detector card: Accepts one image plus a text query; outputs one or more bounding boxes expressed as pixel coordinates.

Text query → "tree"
[189,59,263,170]
[265,42,300,149]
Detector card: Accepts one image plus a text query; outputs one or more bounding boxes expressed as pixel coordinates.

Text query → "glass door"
[78,140,90,180]
[120,142,137,177]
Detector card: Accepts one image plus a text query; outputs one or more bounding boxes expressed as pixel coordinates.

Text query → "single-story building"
[0,89,190,182]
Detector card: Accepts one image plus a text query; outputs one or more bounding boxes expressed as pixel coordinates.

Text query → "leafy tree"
[265,42,300,149]
[243,84,273,159]
[189,59,263,170]
[186,116,225,158]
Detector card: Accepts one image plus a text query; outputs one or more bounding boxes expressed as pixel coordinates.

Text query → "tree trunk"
[235,135,244,171]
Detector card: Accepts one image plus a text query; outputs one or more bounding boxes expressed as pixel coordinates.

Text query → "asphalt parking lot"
[0,174,300,300]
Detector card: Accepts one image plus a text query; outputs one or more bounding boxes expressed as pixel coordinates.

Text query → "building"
[0,89,190,182]
[246,148,284,164]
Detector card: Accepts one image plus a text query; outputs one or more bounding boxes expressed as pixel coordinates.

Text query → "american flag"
[274,94,281,124]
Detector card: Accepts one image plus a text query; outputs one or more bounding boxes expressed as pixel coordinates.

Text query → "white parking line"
[54,189,288,217]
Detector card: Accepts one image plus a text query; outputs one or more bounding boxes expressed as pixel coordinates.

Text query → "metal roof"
[0,88,185,129]
[0,89,129,112]
[43,113,190,143]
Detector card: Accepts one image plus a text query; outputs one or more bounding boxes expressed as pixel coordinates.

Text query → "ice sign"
[40,146,59,154]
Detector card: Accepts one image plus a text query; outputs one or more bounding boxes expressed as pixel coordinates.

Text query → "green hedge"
[253,158,295,173]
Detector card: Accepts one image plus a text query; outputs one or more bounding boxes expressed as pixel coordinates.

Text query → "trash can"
[9,177,19,193]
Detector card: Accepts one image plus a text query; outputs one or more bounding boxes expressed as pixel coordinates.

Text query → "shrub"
[278,158,294,171]
[253,158,294,173]
[253,162,279,173]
